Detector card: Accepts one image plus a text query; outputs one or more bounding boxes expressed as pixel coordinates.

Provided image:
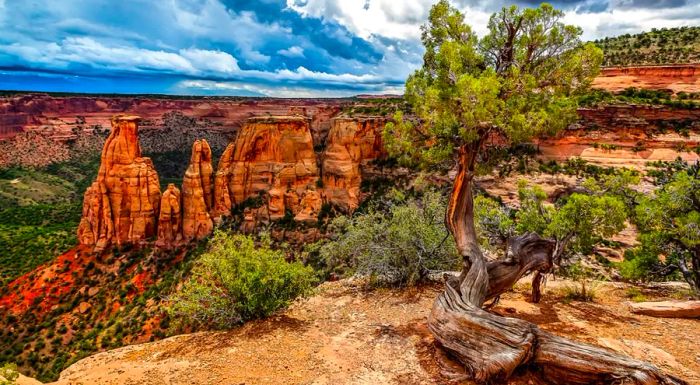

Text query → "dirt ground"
[29,278,700,385]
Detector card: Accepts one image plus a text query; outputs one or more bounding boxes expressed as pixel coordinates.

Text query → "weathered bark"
[428,144,686,385]
[629,301,700,319]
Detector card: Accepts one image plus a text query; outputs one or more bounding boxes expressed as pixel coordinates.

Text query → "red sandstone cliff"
[77,115,161,251]
[322,116,386,212]
[213,116,320,229]
[78,114,388,251]
[592,64,700,93]
[536,104,700,167]
[0,94,348,141]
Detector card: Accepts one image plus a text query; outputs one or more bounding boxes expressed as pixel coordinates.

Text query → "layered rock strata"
[322,117,386,212]
[77,115,161,251]
[155,184,182,249]
[182,140,214,241]
[213,116,320,227]
[79,114,387,251]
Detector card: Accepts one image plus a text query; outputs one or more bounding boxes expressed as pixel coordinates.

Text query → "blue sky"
[0,0,697,97]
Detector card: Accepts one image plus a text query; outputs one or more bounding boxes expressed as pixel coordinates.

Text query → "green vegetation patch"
[594,26,700,66]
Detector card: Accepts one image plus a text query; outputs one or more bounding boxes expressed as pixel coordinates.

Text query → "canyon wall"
[0,95,350,141]
[592,64,700,93]
[79,114,387,251]
[536,104,700,168]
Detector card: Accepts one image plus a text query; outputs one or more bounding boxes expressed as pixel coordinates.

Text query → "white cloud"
[278,45,305,58]
[176,79,404,98]
[0,37,242,76]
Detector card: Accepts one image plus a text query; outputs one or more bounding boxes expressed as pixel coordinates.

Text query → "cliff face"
[592,64,700,93]
[0,94,347,141]
[536,104,700,167]
[77,116,161,251]
[322,117,386,212]
[213,116,320,229]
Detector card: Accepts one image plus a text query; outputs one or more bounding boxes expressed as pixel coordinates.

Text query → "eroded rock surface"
[77,115,161,251]
[182,139,214,241]
[322,116,386,212]
[156,184,182,249]
[213,116,319,225]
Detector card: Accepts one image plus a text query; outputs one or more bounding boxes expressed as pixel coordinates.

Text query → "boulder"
[628,300,700,318]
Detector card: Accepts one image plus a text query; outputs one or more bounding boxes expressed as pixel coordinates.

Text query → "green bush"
[0,363,18,385]
[167,231,316,329]
[315,190,459,287]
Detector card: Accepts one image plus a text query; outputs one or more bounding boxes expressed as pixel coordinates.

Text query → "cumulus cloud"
[278,45,305,58]
[0,0,698,96]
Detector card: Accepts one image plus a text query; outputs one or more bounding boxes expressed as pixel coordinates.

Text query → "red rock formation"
[322,117,385,212]
[0,94,349,141]
[536,105,700,168]
[182,139,214,241]
[213,116,319,225]
[156,184,182,249]
[593,64,700,93]
[77,115,161,251]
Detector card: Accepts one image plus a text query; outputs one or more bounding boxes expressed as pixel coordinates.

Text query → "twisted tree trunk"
[428,145,686,385]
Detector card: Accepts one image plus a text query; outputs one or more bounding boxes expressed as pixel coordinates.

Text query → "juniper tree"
[384,1,683,383]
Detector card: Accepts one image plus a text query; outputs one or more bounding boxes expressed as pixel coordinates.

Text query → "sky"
[0,0,698,97]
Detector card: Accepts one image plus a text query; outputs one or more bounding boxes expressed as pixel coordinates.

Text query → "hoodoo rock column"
[182,139,215,241]
[77,115,161,251]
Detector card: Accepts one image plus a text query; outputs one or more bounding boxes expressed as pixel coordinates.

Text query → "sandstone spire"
[182,139,214,241]
[156,184,182,249]
[77,115,161,251]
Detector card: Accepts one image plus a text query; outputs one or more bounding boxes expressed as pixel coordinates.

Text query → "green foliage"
[621,168,700,293]
[0,363,19,385]
[0,156,100,285]
[474,195,514,250]
[559,261,599,302]
[315,190,459,287]
[167,231,317,329]
[594,26,700,66]
[384,1,601,169]
[476,181,627,257]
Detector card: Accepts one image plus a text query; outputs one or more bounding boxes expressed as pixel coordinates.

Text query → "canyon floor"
[16,277,699,385]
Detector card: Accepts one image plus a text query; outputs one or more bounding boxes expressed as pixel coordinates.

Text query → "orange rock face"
[77,116,161,251]
[213,116,319,223]
[593,64,700,94]
[156,184,182,249]
[322,117,385,212]
[182,139,214,241]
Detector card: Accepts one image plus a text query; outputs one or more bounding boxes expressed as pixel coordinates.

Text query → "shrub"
[316,190,460,287]
[167,231,316,329]
[0,363,18,385]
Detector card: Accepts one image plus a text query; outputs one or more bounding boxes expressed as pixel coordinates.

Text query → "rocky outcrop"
[322,117,386,212]
[182,140,214,241]
[0,94,350,141]
[536,105,700,168]
[628,301,700,318]
[155,184,182,249]
[77,115,161,251]
[213,116,319,225]
[593,64,700,94]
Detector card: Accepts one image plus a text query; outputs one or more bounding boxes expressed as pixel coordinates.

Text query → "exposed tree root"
[428,234,687,385]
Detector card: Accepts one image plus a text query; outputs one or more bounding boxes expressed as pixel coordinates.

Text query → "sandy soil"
[40,278,700,385]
